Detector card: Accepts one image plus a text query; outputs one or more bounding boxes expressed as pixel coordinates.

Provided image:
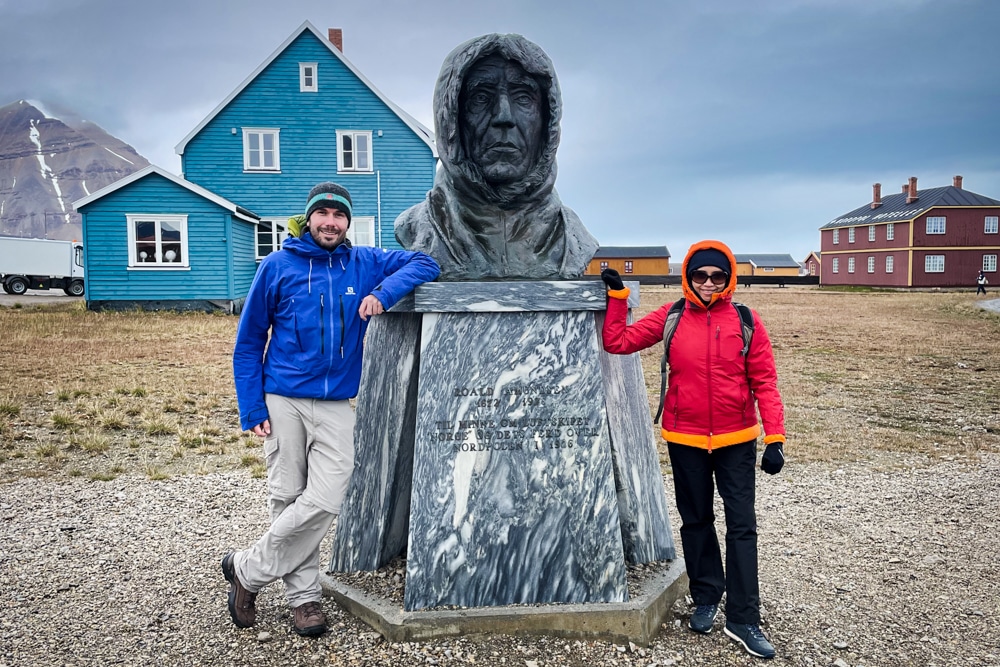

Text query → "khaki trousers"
[235,394,355,607]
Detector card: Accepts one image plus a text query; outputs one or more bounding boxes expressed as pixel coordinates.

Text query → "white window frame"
[886,256,894,273]
[624,260,634,274]
[599,261,609,270]
[848,257,855,273]
[848,227,856,244]
[984,255,998,272]
[925,255,945,273]
[336,130,373,173]
[886,223,895,240]
[868,226,876,242]
[126,214,189,269]
[867,256,875,273]
[986,216,999,234]
[299,63,317,92]
[243,128,280,172]
[832,258,839,273]
[832,229,840,245]
[926,216,946,235]
[347,216,376,247]
[256,218,288,260]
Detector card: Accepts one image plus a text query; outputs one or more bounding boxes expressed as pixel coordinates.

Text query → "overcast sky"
[2,0,999,261]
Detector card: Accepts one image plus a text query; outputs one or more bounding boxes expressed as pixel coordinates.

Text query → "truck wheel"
[7,277,28,295]
[64,280,85,297]
[1,283,11,294]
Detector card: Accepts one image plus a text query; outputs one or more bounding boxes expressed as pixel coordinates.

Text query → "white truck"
[0,237,86,296]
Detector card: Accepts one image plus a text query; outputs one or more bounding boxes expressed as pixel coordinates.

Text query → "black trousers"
[977,284,987,295]
[667,440,760,624]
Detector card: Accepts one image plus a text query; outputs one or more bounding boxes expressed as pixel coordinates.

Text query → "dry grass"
[0,290,998,482]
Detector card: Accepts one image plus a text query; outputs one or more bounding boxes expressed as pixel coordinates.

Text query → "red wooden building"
[819,176,1000,288]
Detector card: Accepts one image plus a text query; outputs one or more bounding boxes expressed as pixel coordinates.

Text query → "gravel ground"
[3,453,999,667]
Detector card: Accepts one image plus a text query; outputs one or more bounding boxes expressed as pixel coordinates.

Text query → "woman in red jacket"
[602,239,785,660]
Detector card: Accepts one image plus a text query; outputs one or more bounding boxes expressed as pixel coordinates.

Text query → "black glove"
[761,442,784,475]
[601,268,624,291]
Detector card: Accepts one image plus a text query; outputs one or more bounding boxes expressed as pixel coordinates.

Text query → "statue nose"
[491,92,514,127]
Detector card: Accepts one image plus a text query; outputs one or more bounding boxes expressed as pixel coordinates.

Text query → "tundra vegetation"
[0,288,997,485]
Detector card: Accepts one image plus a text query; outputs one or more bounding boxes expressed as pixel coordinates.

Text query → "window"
[848,257,855,273]
[243,128,280,171]
[867,256,875,273]
[832,229,840,245]
[986,216,999,234]
[925,255,945,273]
[762,266,774,272]
[599,261,609,270]
[868,226,876,242]
[347,216,376,247]
[256,219,287,259]
[300,63,317,92]
[886,256,894,273]
[984,255,998,272]
[126,214,188,268]
[624,260,634,274]
[832,258,839,273]
[848,227,856,244]
[337,130,372,172]
[886,223,894,241]
[926,216,946,234]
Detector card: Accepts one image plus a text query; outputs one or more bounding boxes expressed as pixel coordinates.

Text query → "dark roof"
[734,254,800,268]
[594,245,670,258]
[821,185,1000,229]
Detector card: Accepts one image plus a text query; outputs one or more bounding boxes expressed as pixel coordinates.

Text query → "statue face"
[459,54,546,185]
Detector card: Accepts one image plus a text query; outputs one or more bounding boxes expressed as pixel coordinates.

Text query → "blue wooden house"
[74,21,437,312]
[73,166,260,312]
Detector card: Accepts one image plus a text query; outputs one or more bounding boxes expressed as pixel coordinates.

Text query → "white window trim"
[886,223,895,241]
[347,216,376,247]
[256,218,289,260]
[926,216,946,235]
[886,256,894,273]
[848,257,855,273]
[848,227,856,244]
[986,216,999,234]
[243,128,281,172]
[868,226,876,242]
[832,258,839,273]
[867,256,875,273]
[832,229,840,245]
[984,254,998,272]
[299,63,318,92]
[925,255,945,273]
[126,214,189,269]
[336,130,373,173]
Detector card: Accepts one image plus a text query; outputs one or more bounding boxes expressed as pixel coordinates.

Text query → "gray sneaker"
[688,603,719,634]
[724,621,776,659]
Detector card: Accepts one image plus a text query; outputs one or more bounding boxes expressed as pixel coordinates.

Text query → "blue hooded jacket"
[233,233,440,431]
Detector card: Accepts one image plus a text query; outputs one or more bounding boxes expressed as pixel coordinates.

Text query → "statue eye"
[467,91,492,109]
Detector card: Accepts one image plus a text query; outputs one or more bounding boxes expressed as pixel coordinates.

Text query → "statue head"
[433,34,562,206]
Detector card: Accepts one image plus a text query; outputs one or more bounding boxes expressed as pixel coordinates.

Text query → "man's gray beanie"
[305,182,353,224]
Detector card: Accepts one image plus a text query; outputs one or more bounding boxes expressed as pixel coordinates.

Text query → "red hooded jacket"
[602,240,785,451]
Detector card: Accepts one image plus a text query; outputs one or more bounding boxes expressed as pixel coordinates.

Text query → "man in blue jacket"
[224,182,440,636]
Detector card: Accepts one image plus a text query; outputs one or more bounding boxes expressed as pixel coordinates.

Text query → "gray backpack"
[653,299,755,424]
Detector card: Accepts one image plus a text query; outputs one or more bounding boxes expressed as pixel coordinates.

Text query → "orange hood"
[680,239,738,309]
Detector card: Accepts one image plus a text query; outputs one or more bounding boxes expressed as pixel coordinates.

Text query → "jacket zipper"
[320,293,325,355]
[339,295,345,358]
[706,310,714,452]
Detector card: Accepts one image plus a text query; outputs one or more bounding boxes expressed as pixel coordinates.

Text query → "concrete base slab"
[320,559,687,647]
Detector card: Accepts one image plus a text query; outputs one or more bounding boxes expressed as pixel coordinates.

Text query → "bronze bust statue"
[395,33,599,281]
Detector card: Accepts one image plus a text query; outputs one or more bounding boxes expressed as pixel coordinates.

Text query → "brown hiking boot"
[292,601,328,637]
[221,552,257,628]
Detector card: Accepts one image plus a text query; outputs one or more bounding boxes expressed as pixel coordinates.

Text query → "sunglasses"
[690,270,729,286]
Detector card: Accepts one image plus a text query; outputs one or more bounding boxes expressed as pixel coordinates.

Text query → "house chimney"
[953,175,963,189]
[328,28,343,52]
[902,184,908,194]
[871,183,882,209]
[906,176,918,204]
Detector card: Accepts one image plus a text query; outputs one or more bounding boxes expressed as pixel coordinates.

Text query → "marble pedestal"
[330,281,675,612]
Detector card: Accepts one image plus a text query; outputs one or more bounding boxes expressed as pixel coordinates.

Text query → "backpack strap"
[653,299,686,424]
[732,302,755,357]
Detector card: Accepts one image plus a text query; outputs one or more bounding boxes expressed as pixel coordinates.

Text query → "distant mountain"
[0,100,149,241]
